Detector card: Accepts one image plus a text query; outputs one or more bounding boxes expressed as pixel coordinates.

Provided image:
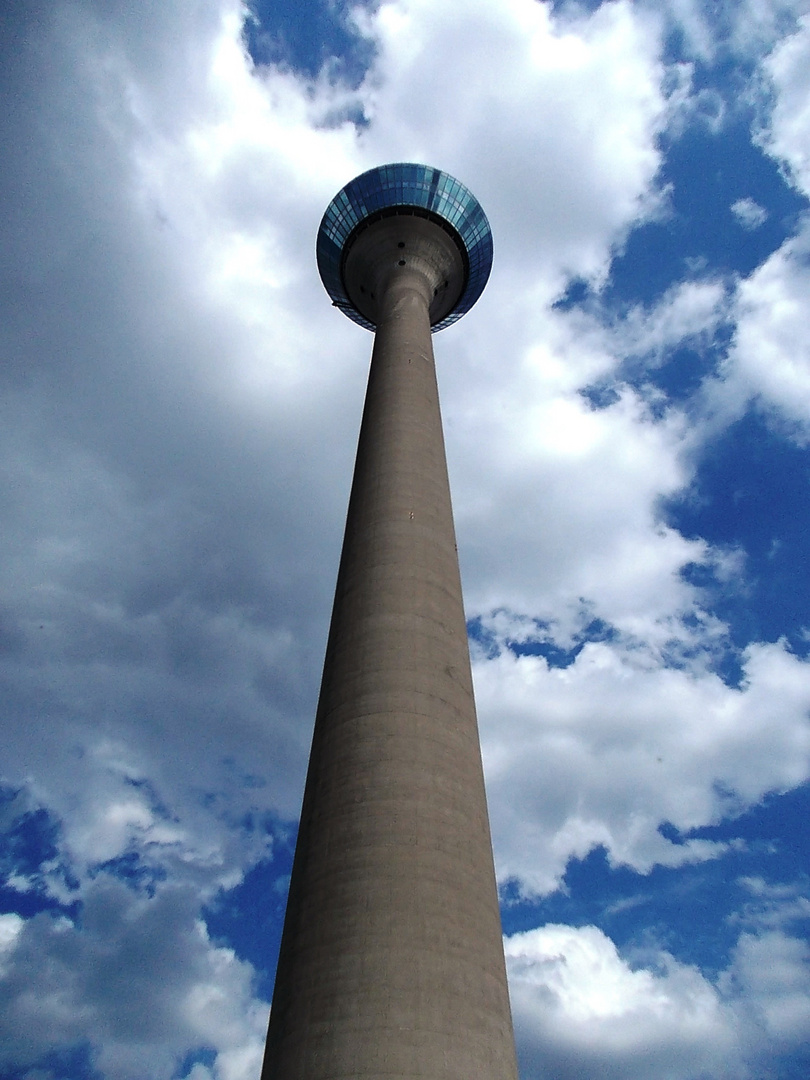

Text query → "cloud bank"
[2,0,810,1077]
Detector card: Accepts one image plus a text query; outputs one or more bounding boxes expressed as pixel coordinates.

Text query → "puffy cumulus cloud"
[439,257,738,681]
[716,217,810,432]
[731,196,769,229]
[0,877,267,1080]
[476,638,810,894]
[441,263,732,662]
[505,923,741,1080]
[451,372,704,648]
[763,10,810,193]
[506,897,810,1080]
[0,0,364,890]
[356,0,670,290]
[0,0,683,903]
[725,929,810,1046]
[709,14,810,433]
[0,915,24,967]
[0,423,311,888]
[721,881,810,1067]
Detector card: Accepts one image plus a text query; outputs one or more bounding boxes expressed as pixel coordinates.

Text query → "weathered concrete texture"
[262,251,518,1079]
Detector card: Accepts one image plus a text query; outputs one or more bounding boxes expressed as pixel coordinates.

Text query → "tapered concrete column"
[261,260,518,1079]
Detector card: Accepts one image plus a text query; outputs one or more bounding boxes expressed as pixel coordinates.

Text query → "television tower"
[261,164,518,1080]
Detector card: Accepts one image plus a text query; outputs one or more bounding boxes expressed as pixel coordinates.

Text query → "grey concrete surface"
[261,225,518,1080]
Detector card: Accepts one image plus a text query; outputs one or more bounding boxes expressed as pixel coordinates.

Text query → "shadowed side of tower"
[261,165,518,1080]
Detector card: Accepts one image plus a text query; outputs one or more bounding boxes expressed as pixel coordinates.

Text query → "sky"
[2,0,810,1077]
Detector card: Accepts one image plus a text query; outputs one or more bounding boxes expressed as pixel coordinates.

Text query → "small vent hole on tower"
[398,260,406,266]
[397,241,405,248]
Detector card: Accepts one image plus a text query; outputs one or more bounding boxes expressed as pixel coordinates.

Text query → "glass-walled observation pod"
[317,163,493,332]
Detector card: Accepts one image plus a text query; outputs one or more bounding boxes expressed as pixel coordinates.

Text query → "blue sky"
[2,0,810,1077]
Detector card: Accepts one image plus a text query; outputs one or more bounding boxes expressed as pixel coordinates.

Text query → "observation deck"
[316,163,493,331]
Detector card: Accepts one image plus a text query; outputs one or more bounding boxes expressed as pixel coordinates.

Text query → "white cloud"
[655,0,810,64]
[731,196,769,229]
[697,13,810,436]
[610,277,730,360]
[730,0,810,59]
[0,880,267,1080]
[506,913,810,1080]
[477,638,810,895]
[356,0,670,289]
[763,12,810,193]
[452,377,704,646]
[505,924,741,1079]
[725,929,810,1045]
[0,915,24,975]
[714,216,810,432]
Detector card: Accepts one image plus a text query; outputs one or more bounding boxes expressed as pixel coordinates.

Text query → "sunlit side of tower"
[261,164,518,1080]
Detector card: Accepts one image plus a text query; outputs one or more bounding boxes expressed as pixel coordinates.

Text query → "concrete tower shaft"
[261,165,516,1080]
